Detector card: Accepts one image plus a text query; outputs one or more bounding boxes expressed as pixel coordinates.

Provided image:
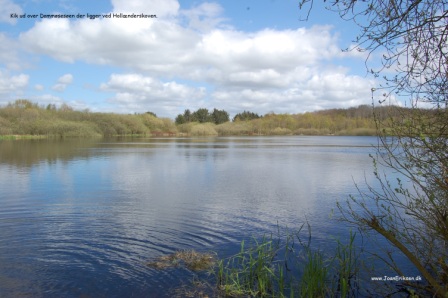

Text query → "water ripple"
[0,136,380,297]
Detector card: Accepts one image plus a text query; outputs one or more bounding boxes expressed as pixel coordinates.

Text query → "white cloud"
[306,72,373,102]
[51,84,66,92]
[100,73,206,116]
[186,26,342,88]
[16,0,375,116]
[111,0,179,17]
[0,33,24,70]
[210,70,374,115]
[19,2,339,79]
[57,73,73,84]
[34,84,44,91]
[52,73,73,91]
[0,0,23,25]
[0,69,29,95]
[181,2,228,32]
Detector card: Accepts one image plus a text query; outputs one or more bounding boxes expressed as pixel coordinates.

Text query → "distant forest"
[0,99,415,138]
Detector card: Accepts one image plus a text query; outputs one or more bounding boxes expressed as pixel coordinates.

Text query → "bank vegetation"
[0,99,433,138]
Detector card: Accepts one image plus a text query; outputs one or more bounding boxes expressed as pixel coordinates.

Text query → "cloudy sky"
[0,0,378,118]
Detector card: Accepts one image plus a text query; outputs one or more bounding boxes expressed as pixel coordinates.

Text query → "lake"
[0,136,412,297]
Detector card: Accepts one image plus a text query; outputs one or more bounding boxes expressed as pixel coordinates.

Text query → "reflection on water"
[0,136,404,297]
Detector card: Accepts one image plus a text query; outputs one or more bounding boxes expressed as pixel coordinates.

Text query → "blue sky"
[0,0,378,118]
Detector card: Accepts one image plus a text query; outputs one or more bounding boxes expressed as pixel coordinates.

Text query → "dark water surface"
[0,136,410,297]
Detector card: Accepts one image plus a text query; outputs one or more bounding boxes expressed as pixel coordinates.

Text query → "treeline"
[175,108,230,124]
[0,99,419,138]
[175,108,262,124]
[175,105,378,136]
[0,100,176,137]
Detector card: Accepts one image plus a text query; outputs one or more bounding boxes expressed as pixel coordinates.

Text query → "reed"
[332,231,360,297]
[216,235,285,297]
[214,227,361,297]
[145,227,362,297]
[298,249,329,297]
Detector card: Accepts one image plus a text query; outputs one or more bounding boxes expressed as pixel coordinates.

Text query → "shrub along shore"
[0,99,421,139]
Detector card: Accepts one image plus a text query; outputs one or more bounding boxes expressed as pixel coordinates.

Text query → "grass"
[299,249,329,297]
[214,226,362,297]
[216,237,278,297]
[146,228,362,297]
[333,232,360,297]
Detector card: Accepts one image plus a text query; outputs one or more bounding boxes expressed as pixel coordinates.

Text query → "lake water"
[0,136,413,297]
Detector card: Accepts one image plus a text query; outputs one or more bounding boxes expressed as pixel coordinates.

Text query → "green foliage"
[192,108,212,123]
[332,231,360,298]
[338,105,448,297]
[0,116,13,135]
[175,108,229,125]
[211,108,230,124]
[216,106,382,136]
[7,99,39,109]
[174,121,218,136]
[48,120,102,137]
[0,99,175,137]
[159,117,177,133]
[189,123,218,136]
[215,121,253,136]
[270,127,292,135]
[297,2,447,293]
[176,122,196,134]
[175,109,193,124]
[184,109,192,122]
[215,227,362,297]
[233,110,262,122]
[217,236,281,297]
[46,103,57,111]
[140,113,163,131]
[145,111,157,117]
[299,249,329,298]
[175,114,186,125]
[1,100,432,138]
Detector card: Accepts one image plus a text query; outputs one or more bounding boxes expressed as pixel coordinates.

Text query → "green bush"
[215,228,361,297]
[190,123,218,136]
[0,116,13,135]
[215,122,253,135]
[270,127,292,135]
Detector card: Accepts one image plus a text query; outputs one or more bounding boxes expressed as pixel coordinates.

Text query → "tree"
[175,114,186,125]
[233,110,261,122]
[175,109,192,125]
[175,108,230,125]
[184,109,192,122]
[300,0,447,296]
[46,104,57,111]
[59,103,74,112]
[191,108,211,123]
[8,99,38,109]
[145,111,157,117]
[211,108,230,124]
[299,0,446,107]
